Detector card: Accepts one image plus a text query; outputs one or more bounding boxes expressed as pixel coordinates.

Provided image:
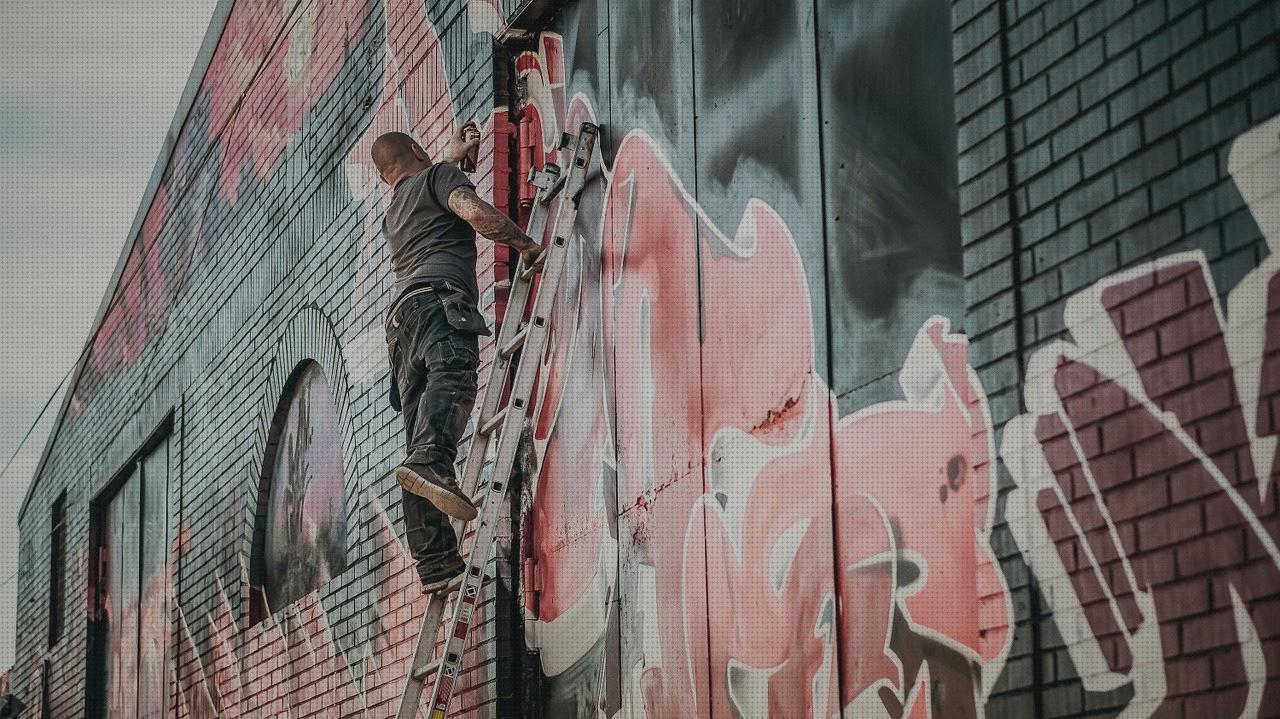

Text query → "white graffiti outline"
[1000,115,1280,716]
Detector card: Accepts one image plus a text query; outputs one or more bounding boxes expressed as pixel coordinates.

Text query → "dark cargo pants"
[386,284,482,581]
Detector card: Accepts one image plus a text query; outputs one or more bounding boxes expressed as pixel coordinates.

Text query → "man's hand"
[519,243,544,270]
[442,122,481,165]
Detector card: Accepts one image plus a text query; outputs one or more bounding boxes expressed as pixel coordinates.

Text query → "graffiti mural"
[171,506,453,717]
[511,26,1011,717]
[257,362,348,613]
[53,0,502,715]
[16,0,1280,715]
[70,0,374,414]
[167,0,509,712]
[508,14,1280,719]
[1001,115,1280,717]
[829,318,1011,717]
[204,0,368,203]
[519,124,1012,717]
[817,0,965,408]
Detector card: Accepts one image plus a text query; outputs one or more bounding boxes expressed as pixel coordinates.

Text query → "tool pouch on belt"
[388,372,402,411]
[437,281,493,336]
[386,332,403,412]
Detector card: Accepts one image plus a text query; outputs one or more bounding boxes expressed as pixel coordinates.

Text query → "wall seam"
[687,0,717,715]
[991,0,1041,714]
[808,0,850,712]
[600,1,626,711]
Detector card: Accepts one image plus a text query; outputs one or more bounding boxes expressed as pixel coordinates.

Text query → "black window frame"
[84,414,173,718]
[47,492,67,647]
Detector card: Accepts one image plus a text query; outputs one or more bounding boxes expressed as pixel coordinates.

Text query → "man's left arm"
[446,186,543,268]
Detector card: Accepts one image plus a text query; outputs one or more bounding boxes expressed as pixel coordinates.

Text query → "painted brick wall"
[6,0,1279,717]
[955,0,1280,715]
[10,0,521,716]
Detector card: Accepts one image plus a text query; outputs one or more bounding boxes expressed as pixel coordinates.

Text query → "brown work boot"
[395,462,478,521]
[421,564,466,595]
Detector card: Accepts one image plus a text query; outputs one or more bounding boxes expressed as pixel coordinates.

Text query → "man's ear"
[411,141,430,161]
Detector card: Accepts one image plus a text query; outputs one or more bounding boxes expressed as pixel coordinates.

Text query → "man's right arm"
[447,187,543,267]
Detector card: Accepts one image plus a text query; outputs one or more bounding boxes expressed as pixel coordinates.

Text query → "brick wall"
[955,0,1280,714]
[8,0,1279,716]
[11,0,519,716]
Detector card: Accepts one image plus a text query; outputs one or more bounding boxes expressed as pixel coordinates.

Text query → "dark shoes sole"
[421,571,466,595]
[395,465,478,521]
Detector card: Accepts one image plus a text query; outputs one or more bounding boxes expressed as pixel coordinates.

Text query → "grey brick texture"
[955,0,1279,714]
[4,0,1278,717]
[8,1,524,716]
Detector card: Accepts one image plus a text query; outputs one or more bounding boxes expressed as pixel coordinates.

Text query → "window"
[41,659,51,719]
[250,362,348,622]
[48,493,66,646]
[88,436,170,718]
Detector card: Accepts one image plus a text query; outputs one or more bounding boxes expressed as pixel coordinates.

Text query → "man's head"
[371,132,430,186]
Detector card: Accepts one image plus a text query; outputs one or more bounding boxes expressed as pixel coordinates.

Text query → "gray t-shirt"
[382,163,478,300]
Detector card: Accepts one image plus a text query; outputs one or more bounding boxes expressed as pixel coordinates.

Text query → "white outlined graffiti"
[1001,116,1280,717]
[512,32,1014,718]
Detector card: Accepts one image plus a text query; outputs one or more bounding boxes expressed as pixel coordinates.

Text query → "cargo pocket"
[439,287,493,336]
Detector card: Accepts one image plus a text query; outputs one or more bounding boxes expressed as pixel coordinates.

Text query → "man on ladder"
[371,124,544,594]
[381,120,597,719]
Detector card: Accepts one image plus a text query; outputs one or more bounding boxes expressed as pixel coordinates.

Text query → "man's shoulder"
[397,165,457,206]
[430,161,470,183]
[404,166,436,185]
[430,163,476,208]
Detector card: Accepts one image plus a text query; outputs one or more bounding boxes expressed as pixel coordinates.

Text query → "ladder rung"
[479,407,508,436]
[499,324,529,359]
[412,657,442,681]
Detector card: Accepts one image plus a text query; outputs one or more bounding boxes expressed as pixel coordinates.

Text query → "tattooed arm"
[447,186,544,267]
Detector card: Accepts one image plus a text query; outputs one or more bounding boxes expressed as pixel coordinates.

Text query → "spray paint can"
[458,124,479,173]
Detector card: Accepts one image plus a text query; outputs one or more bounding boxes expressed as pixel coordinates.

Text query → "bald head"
[371,132,429,185]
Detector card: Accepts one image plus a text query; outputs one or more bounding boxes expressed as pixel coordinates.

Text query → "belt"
[386,284,435,329]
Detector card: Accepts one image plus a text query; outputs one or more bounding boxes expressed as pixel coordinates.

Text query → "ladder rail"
[394,594,449,719]
[393,124,598,719]
[458,162,563,497]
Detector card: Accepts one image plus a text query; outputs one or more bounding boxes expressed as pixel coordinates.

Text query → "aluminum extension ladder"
[395,122,599,719]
